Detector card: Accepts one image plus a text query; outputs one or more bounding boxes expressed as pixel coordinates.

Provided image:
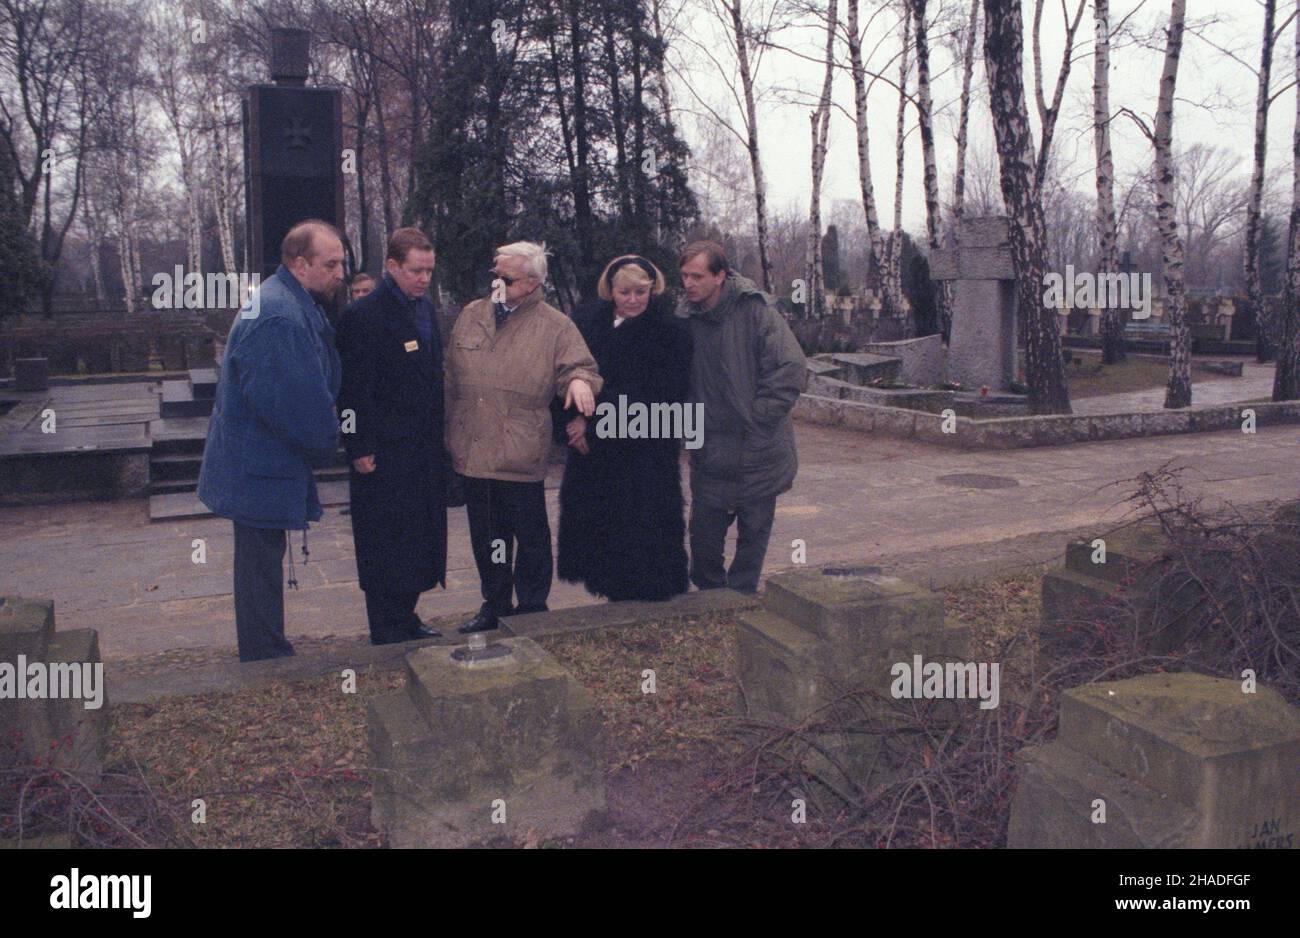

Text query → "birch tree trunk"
[889,5,912,312]
[909,0,949,335]
[846,0,893,317]
[984,0,1071,414]
[83,187,107,301]
[952,0,979,229]
[1154,0,1191,409]
[1246,1,1277,365]
[207,92,237,274]
[805,0,838,319]
[1094,0,1125,363]
[730,0,774,292]
[847,0,894,317]
[1274,0,1300,401]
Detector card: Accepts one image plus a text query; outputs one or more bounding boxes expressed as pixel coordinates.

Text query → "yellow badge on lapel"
[404,339,419,352]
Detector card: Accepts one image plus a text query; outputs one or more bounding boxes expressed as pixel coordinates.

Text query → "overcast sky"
[666,0,1287,235]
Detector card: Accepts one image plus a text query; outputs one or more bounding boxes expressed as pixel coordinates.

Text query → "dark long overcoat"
[335,276,448,595]
[554,297,692,601]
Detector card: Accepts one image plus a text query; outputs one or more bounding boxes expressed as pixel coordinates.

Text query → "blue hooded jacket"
[197,265,342,529]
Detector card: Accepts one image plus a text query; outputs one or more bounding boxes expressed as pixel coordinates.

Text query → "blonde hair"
[494,241,549,283]
[596,255,666,301]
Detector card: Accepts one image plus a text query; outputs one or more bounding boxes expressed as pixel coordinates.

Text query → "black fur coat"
[554,297,692,601]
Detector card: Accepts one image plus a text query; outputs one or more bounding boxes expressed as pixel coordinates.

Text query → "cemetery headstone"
[1008,672,1299,848]
[243,28,346,280]
[368,637,605,847]
[931,216,1018,391]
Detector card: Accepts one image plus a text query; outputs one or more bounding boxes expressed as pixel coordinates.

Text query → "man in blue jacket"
[198,220,344,662]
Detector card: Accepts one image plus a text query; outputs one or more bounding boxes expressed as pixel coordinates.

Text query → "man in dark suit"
[335,228,448,644]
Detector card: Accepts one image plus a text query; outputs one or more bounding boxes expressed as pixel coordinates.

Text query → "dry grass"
[104,667,404,848]
[76,580,1046,848]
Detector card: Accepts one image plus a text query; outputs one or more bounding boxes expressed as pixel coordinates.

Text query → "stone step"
[160,380,213,419]
[149,453,203,481]
[147,463,350,496]
[148,417,208,456]
[188,367,218,399]
[148,479,350,522]
[1063,522,1170,586]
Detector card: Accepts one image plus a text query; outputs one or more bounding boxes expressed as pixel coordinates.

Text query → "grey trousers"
[688,495,777,594]
[232,522,294,662]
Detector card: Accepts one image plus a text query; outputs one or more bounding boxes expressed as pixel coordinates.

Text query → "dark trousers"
[363,590,421,645]
[232,522,293,662]
[463,476,552,619]
[689,496,777,594]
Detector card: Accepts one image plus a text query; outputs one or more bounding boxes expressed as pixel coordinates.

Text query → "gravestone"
[243,28,346,279]
[736,566,971,793]
[0,597,107,786]
[368,637,605,848]
[930,216,1018,391]
[1008,672,1299,848]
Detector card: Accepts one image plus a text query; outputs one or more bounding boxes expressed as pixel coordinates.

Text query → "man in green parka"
[676,241,807,594]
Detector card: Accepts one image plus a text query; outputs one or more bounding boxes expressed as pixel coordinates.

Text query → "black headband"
[605,256,659,292]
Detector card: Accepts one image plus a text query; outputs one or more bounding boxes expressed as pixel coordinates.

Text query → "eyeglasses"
[490,270,520,286]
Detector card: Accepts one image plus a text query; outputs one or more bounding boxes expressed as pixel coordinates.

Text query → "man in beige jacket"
[446,241,602,633]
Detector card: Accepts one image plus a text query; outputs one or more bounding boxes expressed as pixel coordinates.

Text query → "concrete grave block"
[828,352,902,386]
[736,567,974,794]
[41,629,107,786]
[13,358,49,392]
[1009,673,1300,848]
[0,600,106,786]
[368,637,605,848]
[0,596,54,662]
[858,334,945,386]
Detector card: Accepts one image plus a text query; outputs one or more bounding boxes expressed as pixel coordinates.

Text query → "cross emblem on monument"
[285,117,313,150]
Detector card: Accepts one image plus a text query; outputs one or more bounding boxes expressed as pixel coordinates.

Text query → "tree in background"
[0,145,47,321]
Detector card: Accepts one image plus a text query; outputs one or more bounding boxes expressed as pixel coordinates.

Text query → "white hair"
[495,241,549,283]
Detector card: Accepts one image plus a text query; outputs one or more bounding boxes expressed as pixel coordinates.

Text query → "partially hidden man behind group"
[198,220,807,663]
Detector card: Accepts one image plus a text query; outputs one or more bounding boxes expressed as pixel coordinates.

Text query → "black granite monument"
[242,28,347,280]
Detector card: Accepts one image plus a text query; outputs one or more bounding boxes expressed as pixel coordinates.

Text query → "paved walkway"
[1072,360,1276,415]
[2,417,1297,658]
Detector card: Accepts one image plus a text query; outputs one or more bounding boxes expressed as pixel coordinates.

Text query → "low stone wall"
[794,392,1300,449]
[0,317,217,378]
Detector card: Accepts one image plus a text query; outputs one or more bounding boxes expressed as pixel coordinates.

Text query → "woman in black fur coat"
[554,255,692,601]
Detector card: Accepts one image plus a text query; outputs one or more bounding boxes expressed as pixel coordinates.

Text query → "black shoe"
[457,608,499,634]
[409,613,441,638]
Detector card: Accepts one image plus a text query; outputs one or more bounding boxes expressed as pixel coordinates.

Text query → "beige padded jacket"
[445,289,602,482]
